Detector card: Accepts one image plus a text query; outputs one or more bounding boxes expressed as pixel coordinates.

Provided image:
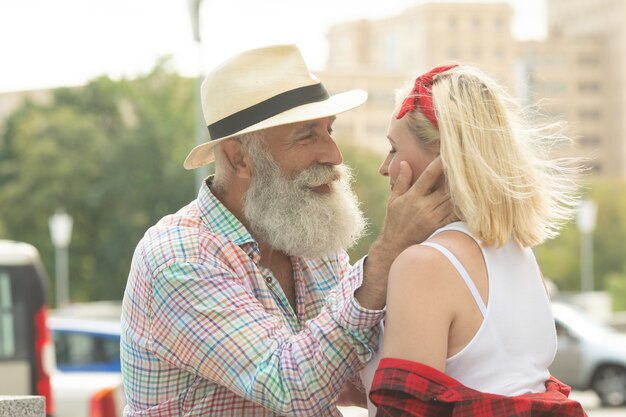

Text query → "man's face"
[260,116,342,192]
[240,119,365,259]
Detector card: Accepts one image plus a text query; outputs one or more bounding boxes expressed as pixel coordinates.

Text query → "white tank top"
[361,222,557,416]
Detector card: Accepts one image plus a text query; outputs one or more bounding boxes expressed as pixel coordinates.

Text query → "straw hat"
[183,44,367,169]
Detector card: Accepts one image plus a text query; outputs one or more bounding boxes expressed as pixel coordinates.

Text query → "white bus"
[0,240,55,416]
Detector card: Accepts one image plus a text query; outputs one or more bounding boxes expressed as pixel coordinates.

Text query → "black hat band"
[207,83,329,139]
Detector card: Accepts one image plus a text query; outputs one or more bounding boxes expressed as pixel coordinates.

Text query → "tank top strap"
[420,241,487,317]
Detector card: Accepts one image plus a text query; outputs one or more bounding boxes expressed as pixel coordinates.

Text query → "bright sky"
[0,0,547,93]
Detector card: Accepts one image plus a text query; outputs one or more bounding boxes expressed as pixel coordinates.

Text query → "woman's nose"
[379,155,390,176]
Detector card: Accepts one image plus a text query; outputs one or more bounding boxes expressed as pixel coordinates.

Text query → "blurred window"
[537,81,567,95]
[449,16,458,30]
[578,109,601,120]
[0,269,29,360]
[54,330,120,372]
[494,17,505,32]
[578,55,599,66]
[472,16,482,29]
[578,82,600,93]
[580,136,602,147]
[0,272,16,358]
[541,55,566,67]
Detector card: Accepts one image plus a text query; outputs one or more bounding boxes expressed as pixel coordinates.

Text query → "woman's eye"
[389,148,397,155]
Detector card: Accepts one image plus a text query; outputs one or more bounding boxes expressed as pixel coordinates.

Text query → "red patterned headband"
[396,64,458,128]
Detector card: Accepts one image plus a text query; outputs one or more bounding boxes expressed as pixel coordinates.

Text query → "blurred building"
[544,0,625,176]
[325,2,515,83]
[518,36,608,174]
[318,2,516,155]
[319,1,626,177]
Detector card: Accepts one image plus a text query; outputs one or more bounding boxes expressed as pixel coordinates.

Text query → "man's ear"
[220,138,252,179]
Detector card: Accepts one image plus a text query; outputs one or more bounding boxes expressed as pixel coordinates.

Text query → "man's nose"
[317,133,343,165]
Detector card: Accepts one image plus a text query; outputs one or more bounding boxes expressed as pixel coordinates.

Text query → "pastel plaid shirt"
[121,180,384,416]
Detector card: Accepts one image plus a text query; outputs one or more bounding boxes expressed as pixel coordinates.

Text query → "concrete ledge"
[0,396,45,417]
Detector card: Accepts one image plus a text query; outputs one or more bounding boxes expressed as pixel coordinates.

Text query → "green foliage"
[534,177,626,308]
[588,179,626,289]
[0,60,197,305]
[533,220,580,291]
[607,272,626,311]
[340,142,389,262]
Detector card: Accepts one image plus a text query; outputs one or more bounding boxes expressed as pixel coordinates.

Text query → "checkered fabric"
[121,180,383,416]
[370,358,588,417]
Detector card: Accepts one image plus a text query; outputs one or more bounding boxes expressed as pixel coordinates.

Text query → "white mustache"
[243,159,364,258]
[293,165,344,189]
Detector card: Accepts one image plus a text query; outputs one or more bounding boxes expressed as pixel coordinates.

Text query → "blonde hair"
[397,65,580,247]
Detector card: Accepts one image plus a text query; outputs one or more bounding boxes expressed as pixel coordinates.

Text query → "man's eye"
[297,133,313,141]
[389,148,397,154]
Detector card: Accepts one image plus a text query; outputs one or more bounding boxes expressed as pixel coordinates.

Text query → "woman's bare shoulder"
[388,242,462,293]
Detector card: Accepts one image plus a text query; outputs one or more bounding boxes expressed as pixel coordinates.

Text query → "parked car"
[49,302,125,417]
[551,301,626,407]
[0,240,55,416]
[50,305,121,373]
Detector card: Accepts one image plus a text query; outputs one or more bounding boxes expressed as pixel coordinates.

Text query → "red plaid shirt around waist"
[370,358,588,417]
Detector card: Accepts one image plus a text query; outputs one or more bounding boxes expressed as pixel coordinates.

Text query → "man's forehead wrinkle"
[264,115,337,150]
[297,116,336,131]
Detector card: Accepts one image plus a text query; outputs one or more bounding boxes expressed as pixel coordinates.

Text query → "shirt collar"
[198,177,260,258]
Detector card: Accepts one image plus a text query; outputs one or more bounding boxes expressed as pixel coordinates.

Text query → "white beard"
[242,143,366,259]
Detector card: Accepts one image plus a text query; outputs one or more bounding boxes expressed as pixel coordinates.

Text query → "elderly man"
[121,44,452,416]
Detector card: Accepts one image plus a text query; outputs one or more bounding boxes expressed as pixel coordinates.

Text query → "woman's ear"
[220,139,252,179]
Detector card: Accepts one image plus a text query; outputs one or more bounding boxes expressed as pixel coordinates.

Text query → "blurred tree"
[340,141,389,262]
[534,177,626,308]
[607,271,626,311]
[588,179,626,291]
[0,59,197,304]
[533,220,580,291]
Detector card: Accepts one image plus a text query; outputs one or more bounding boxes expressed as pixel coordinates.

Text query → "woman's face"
[379,114,439,190]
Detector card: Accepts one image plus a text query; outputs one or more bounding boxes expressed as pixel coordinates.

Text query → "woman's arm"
[381,244,459,371]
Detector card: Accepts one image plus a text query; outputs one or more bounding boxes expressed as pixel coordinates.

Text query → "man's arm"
[356,158,454,310]
[144,255,380,416]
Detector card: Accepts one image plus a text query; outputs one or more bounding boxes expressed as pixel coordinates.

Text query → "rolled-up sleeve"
[145,252,383,415]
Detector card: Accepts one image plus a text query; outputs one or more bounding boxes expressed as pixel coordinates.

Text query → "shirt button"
[265,276,272,284]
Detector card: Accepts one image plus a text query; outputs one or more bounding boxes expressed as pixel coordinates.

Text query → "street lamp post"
[576,199,598,293]
[188,0,209,188]
[49,210,73,307]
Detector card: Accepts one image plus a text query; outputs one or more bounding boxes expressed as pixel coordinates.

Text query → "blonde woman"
[361,64,586,416]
